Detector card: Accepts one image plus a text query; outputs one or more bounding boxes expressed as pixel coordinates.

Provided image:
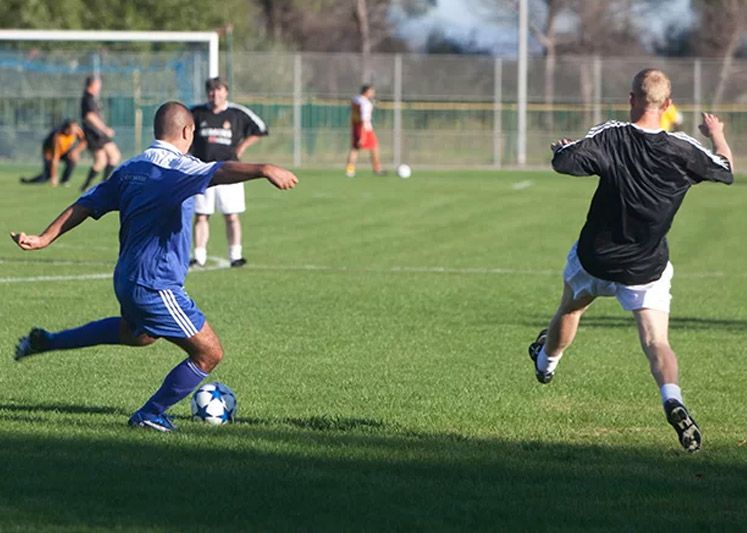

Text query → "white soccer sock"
[229,245,243,262]
[537,346,562,374]
[660,383,683,405]
[194,247,207,266]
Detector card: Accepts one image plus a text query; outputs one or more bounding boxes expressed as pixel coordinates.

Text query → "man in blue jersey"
[11,101,298,432]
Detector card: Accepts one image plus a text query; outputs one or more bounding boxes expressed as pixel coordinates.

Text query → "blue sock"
[46,317,121,351]
[139,358,208,415]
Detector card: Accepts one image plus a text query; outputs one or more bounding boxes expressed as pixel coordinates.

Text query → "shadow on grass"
[0,403,745,531]
[0,402,125,416]
[528,315,747,331]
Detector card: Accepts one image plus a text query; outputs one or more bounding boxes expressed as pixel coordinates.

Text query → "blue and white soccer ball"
[191,382,237,425]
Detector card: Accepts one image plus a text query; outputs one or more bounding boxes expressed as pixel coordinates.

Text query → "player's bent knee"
[640,339,672,355]
[133,335,158,347]
[122,333,157,347]
[192,348,223,373]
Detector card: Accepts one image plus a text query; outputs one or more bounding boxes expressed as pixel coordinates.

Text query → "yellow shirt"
[43,124,85,160]
[660,104,683,132]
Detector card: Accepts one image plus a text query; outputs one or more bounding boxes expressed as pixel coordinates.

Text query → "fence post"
[693,58,702,137]
[593,55,602,125]
[92,52,100,76]
[225,24,234,91]
[293,53,302,168]
[493,57,502,168]
[133,69,142,154]
[192,53,201,104]
[393,53,402,167]
[517,0,528,167]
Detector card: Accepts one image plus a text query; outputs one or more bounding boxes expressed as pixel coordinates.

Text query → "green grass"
[1,164,745,531]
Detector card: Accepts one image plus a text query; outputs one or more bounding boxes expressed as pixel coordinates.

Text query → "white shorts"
[563,243,673,313]
[194,183,246,215]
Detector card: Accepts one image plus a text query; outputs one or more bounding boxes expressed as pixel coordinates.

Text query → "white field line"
[0,257,230,284]
[0,256,731,283]
[512,180,534,190]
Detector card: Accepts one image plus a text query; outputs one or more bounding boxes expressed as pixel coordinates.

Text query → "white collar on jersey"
[630,123,664,134]
[150,139,184,155]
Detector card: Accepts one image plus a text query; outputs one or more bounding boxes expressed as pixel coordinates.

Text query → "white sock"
[194,247,207,266]
[660,383,683,405]
[229,245,243,262]
[537,346,562,373]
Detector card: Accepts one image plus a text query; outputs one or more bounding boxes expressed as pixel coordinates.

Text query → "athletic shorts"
[115,282,206,339]
[352,125,378,149]
[83,125,113,152]
[563,242,673,313]
[194,183,246,215]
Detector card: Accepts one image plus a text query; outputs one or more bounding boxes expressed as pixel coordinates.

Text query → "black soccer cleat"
[528,328,553,384]
[15,327,50,361]
[664,399,702,453]
[230,258,247,268]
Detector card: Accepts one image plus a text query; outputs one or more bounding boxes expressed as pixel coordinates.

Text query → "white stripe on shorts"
[158,289,198,337]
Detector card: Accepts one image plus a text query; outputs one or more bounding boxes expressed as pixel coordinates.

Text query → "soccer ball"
[396,164,412,179]
[191,382,237,425]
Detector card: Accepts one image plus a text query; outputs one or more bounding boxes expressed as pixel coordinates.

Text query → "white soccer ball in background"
[191,382,237,425]
[396,164,412,179]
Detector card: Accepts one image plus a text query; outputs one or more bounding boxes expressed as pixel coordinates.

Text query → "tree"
[0,0,262,51]
[254,0,404,52]
[355,0,373,81]
[691,0,747,106]
[520,0,568,127]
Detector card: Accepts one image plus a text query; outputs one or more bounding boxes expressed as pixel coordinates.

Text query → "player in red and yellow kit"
[346,84,384,177]
[20,120,86,187]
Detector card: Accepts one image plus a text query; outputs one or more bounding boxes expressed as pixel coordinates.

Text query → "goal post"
[0,29,219,77]
[0,29,220,160]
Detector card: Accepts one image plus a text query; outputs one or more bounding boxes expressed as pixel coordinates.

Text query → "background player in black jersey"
[189,77,269,268]
[79,75,121,191]
[528,69,734,452]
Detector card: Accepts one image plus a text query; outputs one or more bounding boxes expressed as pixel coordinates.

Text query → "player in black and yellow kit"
[20,120,86,187]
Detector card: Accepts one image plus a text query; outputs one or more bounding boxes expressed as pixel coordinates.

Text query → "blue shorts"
[115,282,206,339]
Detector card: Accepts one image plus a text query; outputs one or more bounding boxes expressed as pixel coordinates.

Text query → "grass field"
[1,164,745,531]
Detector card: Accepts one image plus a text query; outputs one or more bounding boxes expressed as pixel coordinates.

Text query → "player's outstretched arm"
[699,112,734,171]
[10,203,92,251]
[212,162,298,190]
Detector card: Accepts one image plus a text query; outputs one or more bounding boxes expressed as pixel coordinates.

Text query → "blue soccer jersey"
[77,140,223,289]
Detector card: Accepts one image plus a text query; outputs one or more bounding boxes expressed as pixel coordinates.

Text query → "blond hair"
[632,69,672,107]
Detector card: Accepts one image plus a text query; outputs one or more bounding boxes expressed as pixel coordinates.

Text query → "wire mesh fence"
[2,48,747,169]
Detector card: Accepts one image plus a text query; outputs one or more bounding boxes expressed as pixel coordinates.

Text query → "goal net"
[0,30,218,162]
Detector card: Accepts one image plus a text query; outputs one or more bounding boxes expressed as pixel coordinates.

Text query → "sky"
[392,0,695,57]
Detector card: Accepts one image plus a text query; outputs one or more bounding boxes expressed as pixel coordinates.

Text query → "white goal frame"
[0,29,219,77]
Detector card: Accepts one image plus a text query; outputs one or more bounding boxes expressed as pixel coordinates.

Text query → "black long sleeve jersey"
[552,121,733,285]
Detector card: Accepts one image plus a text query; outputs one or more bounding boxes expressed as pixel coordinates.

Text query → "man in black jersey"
[189,77,269,268]
[528,69,734,452]
[79,75,121,191]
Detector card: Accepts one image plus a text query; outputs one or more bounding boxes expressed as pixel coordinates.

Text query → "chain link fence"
[2,49,747,169]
